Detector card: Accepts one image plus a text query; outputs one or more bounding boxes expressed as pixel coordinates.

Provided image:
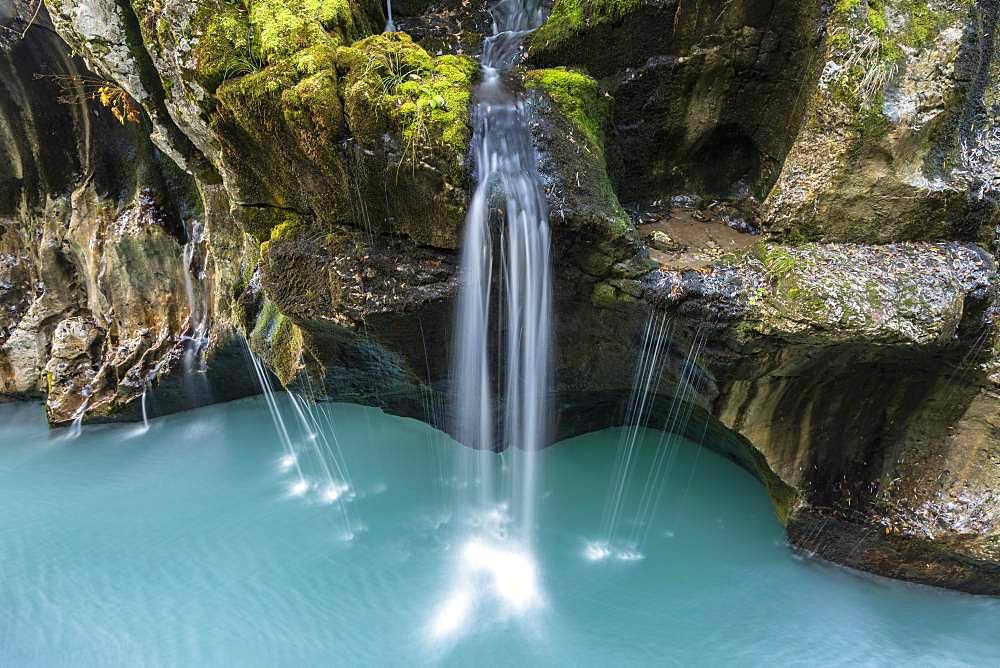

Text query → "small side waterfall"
[244,338,306,491]
[242,339,355,537]
[587,317,710,561]
[452,0,551,540]
[385,0,396,32]
[140,382,150,430]
[181,218,208,376]
[600,312,673,544]
[65,393,91,440]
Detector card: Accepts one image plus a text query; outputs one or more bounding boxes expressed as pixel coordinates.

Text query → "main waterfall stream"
[2,397,999,666]
[452,0,551,539]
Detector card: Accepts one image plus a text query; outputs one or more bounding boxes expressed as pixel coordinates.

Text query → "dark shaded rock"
[527,0,829,203]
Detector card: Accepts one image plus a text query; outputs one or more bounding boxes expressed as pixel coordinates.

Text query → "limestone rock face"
[640,240,1000,593]
[761,1,1000,242]
[0,21,256,423]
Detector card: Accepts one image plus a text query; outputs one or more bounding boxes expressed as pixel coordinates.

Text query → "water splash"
[427,505,544,645]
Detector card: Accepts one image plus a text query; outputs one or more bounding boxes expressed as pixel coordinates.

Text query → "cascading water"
[431,1,552,639]
[385,0,396,32]
[242,338,355,537]
[586,320,710,561]
[181,219,210,381]
[451,0,551,539]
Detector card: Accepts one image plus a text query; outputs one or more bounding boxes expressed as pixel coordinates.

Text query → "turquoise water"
[1,396,998,666]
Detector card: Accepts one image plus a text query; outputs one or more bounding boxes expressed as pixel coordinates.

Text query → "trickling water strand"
[600,312,672,543]
[601,313,662,537]
[140,383,150,431]
[630,327,709,548]
[65,394,91,440]
[181,219,209,377]
[242,338,306,490]
[452,0,550,540]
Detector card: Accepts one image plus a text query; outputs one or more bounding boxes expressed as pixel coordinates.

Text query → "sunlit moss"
[340,33,477,176]
[530,0,643,49]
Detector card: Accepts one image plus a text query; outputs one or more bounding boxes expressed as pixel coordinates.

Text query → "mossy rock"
[190,1,257,92]
[250,299,306,386]
[246,0,377,63]
[524,67,636,275]
[340,32,476,182]
[212,42,351,226]
[524,67,609,159]
[337,32,478,247]
[528,0,649,71]
[527,0,827,204]
[761,0,992,242]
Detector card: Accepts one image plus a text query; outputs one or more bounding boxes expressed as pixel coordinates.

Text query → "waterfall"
[181,219,209,376]
[452,0,551,539]
[242,338,355,536]
[140,382,150,430]
[385,0,396,32]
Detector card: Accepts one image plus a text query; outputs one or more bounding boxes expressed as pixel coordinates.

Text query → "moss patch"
[191,1,259,91]
[247,0,370,63]
[241,208,303,245]
[250,299,305,386]
[524,67,608,157]
[340,33,477,177]
[530,0,644,50]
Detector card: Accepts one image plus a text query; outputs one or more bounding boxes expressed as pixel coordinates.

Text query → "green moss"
[259,213,304,253]
[523,66,631,236]
[340,33,477,174]
[192,2,259,91]
[591,280,636,306]
[216,41,343,143]
[866,5,888,33]
[829,31,851,49]
[216,58,297,126]
[247,0,362,63]
[250,300,304,386]
[240,208,302,244]
[751,243,800,280]
[192,0,375,90]
[524,67,608,157]
[834,0,862,13]
[531,0,643,49]
[591,282,617,306]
